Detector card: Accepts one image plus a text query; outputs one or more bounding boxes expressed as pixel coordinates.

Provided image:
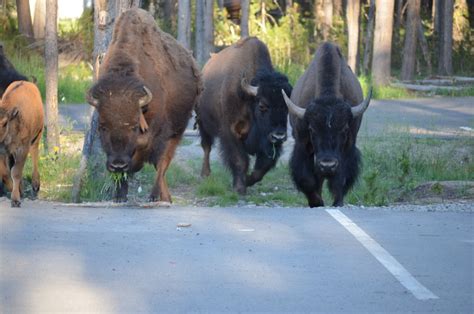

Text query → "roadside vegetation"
[17,130,473,207]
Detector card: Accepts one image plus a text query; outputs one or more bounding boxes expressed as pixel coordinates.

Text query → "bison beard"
[86,9,201,203]
[197,37,292,195]
[284,42,371,207]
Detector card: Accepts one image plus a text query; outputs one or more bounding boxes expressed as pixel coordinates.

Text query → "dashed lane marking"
[326,209,439,301]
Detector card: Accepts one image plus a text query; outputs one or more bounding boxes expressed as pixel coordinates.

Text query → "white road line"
[326,209,439,301]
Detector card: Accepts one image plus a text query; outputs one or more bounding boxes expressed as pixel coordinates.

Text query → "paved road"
[60,97,474,138]
[1,199,472,313]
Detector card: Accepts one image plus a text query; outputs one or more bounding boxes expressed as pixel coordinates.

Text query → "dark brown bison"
[87,8,202,202]
[282,42,371,207]
[0,81,44,207]
[196,37,292,194]
[0,44,28,97]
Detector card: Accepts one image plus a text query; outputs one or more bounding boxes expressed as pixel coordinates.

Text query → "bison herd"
[0,8,371,208]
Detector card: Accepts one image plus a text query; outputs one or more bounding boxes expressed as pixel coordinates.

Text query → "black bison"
[196,37,292,194]
[87,9,202,202]
[0,81,44,207]
[0,43,28,97]
[282,42,371,207]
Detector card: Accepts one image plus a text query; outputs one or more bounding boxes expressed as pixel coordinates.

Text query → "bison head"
[0,107,19,143]
[283,89,371,175]
[241,70,292,158]
[87,76,152,173]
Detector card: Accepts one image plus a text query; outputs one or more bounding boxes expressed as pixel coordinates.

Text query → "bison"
[0,43,28,97]
[196,37,292,194]
[0,81,44,207]
[87,8,202,202]
[282,42,371,207]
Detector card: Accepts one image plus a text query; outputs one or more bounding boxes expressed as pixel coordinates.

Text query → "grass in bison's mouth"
[16,131,474,207]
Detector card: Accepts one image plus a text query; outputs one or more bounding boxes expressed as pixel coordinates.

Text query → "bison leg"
[246,152,277,187]
[10,151,27,207]
[220,135,249,195]
[114,177,128,203]
[0,155,12,193]
[30,135,41,198]
[329,149,361,207]
[199,126,214,177]
[290,142,324,207]
[149,137,180,203]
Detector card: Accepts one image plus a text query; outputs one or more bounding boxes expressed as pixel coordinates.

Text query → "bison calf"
[0,81,44,207]
[197,37,292,194]
[283,42,371,207]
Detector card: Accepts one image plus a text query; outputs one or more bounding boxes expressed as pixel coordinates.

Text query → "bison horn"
[86,90,99,107]
[282,89,305,119]
[139,86,153,108]
[241,77,258,97]
[351,87,372,118]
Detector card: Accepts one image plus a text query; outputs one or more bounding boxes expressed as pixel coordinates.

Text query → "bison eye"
[259,103,268,113]
[132,125,139,132]
[99,125,107,132]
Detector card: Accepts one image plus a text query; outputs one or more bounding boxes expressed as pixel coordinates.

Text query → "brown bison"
[196,37,292,194]
[87,8,201,202]
[0,81,44,207]
[282,42,371,207]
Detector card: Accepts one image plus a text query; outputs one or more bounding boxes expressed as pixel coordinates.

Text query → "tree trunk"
[45,0,59,152]
[203,0,214,63]
[240,0,249,37]
[362,0,375,75]
[333,0,342,16]
[177,0,191,49]
[346,0,360,73]
[372,0,395,86]
[195,0,204,62]
[71,0,141,202]
[393,0,404,45]
[33,0,46,39]
[417,18,432,76]
[16,0,34,40]
[322,0,333,40]
[401,0,420,81]
[437,0,453,75]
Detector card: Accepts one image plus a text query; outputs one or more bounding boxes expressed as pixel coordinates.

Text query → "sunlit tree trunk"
[45,0,59,152]
[401,0,420,81]
[346,0,360,73]
[16,0,34,40]
[372,0,395,86]
[33,0,46,39]
[241,0,249,37]
[177,0,191,49]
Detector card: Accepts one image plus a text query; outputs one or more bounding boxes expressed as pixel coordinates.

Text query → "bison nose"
[108,160,129,172]
[318,158,339,173]
[270,131,287,143]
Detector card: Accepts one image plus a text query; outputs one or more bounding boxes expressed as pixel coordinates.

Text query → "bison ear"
[8,107,19,121]
[138,86,153,109]
[86,89,100,107]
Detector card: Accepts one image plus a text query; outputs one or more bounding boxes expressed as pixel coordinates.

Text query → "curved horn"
[351,87,372,117]
[138,86,153,108]
[86,90,99,107]
[282,89,305,119]
[241,77,258,97]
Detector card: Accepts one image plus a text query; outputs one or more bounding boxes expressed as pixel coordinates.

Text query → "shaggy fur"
[87,8,202,202]
[0,48,28,97]
[196,37,292,194]
[0,81,44,207]
[289,42,368,207]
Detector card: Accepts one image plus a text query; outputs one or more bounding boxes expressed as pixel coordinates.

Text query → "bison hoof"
[11,200,21,208]
[114,196,128,203]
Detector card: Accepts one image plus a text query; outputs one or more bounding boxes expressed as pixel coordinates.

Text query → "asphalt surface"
[0,200,472,313]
